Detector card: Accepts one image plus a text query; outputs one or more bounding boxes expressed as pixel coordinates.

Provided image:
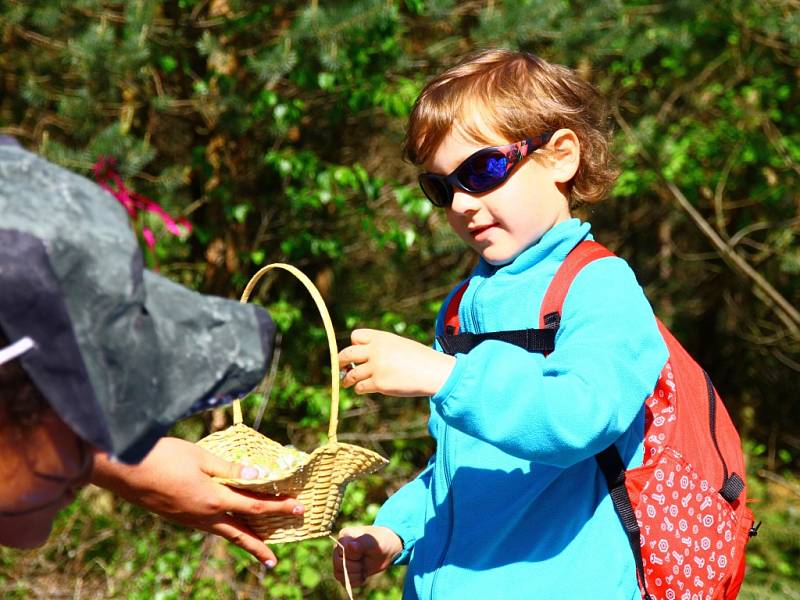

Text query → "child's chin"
[0,513,57,549]
[481,249,519,266]
[0,526,54,549]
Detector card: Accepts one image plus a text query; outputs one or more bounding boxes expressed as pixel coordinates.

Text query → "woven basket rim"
[209,441,386,486]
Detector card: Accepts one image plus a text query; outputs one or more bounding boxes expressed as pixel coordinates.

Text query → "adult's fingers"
[210,515,277,566]
[198,448,305,515]
[215,486,304,517]
[197,445,253,480]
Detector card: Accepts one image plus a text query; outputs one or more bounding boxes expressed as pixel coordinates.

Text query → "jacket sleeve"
[370,282,465,564]
[372,455,434,565]
[430,256,668,468]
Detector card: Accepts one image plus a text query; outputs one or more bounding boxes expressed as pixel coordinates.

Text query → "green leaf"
[159,55,178,73]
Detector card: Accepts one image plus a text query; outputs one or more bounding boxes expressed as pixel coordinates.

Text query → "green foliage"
[738,441,800,599]
[1,0,799,597]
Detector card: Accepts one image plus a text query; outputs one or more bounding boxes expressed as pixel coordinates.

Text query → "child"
[333,49,668,599]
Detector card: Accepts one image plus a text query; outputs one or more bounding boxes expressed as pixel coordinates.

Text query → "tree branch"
[613,103,800,339]
[758,469,800,498]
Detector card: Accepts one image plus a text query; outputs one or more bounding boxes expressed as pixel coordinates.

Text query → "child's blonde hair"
[404,49,618,206]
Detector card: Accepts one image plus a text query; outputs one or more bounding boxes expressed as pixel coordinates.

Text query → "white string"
[0,336,35,366]
[330,535,355,600]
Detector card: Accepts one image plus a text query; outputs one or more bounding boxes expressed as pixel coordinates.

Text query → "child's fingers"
[353,376,378,394]
[341,363,372,389]
[332,553,363,578]
[343,565,366,588]
[349,573,366,588]
[338,344,370,370]
[333,566,365,588]
[338,537,365,560]
[350,328,376,345]
[332,544,365,587]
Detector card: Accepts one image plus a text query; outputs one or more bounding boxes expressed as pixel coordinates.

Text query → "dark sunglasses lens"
[419,174,451,207]
[459,151,509,191]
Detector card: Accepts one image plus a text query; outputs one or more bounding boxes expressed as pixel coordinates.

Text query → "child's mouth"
[469,224,497,240]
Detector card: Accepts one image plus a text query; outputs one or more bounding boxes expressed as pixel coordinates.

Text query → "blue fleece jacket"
[373,219,669,599]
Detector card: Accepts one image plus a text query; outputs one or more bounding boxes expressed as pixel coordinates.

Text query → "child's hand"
[332,525,404,588]
[339,329,456,397]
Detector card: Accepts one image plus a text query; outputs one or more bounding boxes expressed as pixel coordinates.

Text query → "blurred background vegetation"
[1,0,798,598]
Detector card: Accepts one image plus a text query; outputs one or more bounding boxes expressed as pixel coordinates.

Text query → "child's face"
[425,130,573,265]
[0,408,93,548]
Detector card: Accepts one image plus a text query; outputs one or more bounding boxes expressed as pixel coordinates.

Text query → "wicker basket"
[197,263,388,543]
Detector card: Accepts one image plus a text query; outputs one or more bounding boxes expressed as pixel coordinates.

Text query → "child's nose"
[449,189,480,214]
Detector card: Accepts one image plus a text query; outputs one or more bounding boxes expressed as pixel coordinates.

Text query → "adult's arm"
[91,436,303,567]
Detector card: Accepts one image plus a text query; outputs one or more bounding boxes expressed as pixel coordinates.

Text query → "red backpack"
[437,240,757,600]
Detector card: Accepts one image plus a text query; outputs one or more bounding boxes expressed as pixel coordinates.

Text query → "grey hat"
[0,144,275,463]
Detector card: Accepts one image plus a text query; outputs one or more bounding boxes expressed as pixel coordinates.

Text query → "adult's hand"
[91,436,303,567]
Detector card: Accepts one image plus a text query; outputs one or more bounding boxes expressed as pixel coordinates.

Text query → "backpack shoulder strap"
[443,280,470,335]
[543,241,652,600]
[439,274,558,354]
[446,240,615,334]
[438,240,614,355]
[538,240,616,329]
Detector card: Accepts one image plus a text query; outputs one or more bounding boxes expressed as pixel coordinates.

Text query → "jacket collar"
[474,218,592,278]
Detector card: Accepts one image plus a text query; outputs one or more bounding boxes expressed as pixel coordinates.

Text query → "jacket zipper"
[469,277,488,332]
[429,424,454,599]
[429,278,484,597]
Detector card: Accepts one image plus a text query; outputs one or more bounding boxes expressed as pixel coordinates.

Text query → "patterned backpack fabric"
[437,240,757,600]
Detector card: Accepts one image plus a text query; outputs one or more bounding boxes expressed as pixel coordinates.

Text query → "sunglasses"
[418,132,553,208]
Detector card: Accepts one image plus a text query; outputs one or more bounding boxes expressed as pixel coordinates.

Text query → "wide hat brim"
[0,145,274,463]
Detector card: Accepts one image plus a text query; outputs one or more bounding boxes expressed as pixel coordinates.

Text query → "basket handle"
[232,263,340,443]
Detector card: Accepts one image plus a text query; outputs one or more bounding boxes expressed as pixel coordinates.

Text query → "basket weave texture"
[197,264,387,543]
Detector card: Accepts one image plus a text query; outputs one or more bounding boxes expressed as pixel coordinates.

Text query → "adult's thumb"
[197,445,252,480]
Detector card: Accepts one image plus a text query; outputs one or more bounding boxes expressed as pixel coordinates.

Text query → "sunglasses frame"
[418,132,554,208]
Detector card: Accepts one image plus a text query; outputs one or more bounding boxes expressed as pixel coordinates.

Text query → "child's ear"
[547,129,580,184]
